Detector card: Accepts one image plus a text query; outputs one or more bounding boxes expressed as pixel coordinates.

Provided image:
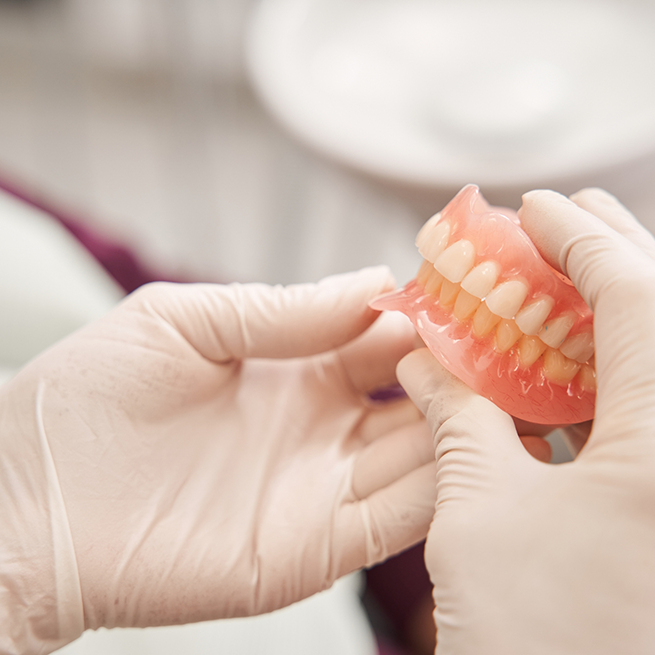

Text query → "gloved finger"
[341,461,437,571]
[570,188,655,260]
[357,396,423,445]
[519,436,552,463]
[130,267,395,362]
[518,191,655,442]
[352,419,433,499]
[337,311,417,394]
[518,190,655,305]
[397,349,534,491]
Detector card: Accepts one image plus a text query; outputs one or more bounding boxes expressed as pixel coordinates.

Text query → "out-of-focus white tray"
[247,0,655,189]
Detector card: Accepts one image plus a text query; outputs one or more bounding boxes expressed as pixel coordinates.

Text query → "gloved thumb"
[128,266,395,362]
[397,348,533,503]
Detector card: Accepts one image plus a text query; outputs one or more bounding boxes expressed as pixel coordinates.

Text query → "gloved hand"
[0,267,436,655]
[398,188,655,654]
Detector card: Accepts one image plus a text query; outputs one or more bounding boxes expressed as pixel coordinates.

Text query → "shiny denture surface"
[372,185,595,424]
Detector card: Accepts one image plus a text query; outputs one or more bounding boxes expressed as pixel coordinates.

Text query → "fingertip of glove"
[396,348,453,413]
[518,189,572,217]
[322,266,396,295]
[396,347,433,380]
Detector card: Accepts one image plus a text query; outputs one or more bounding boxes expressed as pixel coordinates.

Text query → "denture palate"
[414,218,596,390]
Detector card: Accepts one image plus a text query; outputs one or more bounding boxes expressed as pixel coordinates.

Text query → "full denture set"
[372,185,595,424]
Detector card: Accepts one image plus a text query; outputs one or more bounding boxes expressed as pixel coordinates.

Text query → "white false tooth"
[495,319,522,353]
[560,329,595,363]
[439,279,460,307]
[415,212,441,249]
[472,301,501,337]
[543,348,581,386]
[518,335,547,367]
[453,289,481,321]
[424,268,444,295]
[434,239,475,282]
[416,259,434,286]
[460,260,501,299]
[416,216,451,262]
[577,364,597,392]
[539,311,577,348]
[484,279,529,319]
[514,296,554,335]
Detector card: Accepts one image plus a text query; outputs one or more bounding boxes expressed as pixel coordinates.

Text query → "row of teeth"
[415,214,596,392]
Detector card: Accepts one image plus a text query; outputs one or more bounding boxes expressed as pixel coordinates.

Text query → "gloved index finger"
[570,187,655,261]
[518,190,655,439]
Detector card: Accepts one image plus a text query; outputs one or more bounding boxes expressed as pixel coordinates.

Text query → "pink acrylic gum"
[372,184,595,425]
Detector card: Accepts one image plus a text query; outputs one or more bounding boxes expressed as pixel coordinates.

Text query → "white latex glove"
[398,188,655,654]
[0,267,436,655]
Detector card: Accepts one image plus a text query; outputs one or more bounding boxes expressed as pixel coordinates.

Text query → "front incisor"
[453,289,481,321]
[518,334,548,367]
[484,280,529,319]
[473,301,501,337]
[543,348,581,385]
[440,279,461,307]
[434,239,476,283]
[416,216,450,262]
[495,319,523,353]
[460,260,500,298]
[416,259,434,287]
[425,268,444,295]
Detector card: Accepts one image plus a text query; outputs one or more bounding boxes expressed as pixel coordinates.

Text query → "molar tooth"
[453,289,481,321]
[484,279,529,319]
[460,260,501,299]
[416,215,451,262]
[543,348,581,386]
[416,259,434,286]
[434,239,476,283]
[495,319,522,353]
[539,312,577,348]
[472,301,501,338]
[424,268,444,295]
[560,329,595,363]
[577,364,597,392]
[514,296,554,335]
[518,334,547,367]
[439,279,460,307]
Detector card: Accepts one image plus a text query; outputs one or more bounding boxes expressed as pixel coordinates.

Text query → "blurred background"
[1,0,654,653]
[0,0,424,288]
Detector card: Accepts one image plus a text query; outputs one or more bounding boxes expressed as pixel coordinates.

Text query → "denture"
[371,185,595,424]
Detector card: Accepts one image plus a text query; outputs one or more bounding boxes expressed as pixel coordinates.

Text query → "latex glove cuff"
[0,378,84,654]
